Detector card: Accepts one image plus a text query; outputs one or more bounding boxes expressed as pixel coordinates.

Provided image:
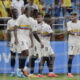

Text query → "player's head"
[24,7,32,17]
[70,12,77,22]
[44,13,52,25]
[29,0,34,4]
[32,9,38,19]
[11,8,18,19]
[37,12,43,23]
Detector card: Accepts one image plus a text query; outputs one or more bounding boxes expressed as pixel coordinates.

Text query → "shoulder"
[29,17,35,22]
[67,21,72,25]
[7,18,13,23]
[18,14,25,19]
[77,20,80,23]
[43,22,51,28]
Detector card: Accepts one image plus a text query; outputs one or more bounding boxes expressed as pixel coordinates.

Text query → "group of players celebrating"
[6,6,80,78]
[6,7,58,78]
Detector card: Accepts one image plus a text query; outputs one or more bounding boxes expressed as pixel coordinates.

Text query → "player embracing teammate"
[7,6,58,78]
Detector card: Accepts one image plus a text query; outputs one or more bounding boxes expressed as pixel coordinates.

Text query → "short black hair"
[44,13,52,22]
[33,9,38,13]
[25,6,32,11]
[44,13,51,18]
[37,12,43,17]
[70,12,77,16]
[12,8,17,13]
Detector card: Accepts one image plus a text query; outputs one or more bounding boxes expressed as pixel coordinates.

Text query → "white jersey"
[15,15,37,48]
[67,20,80,55]
[7,18,18,53]
[67,20,80,44]
[37,22,54,57]
[28,18,41,57]
[37,22,53,43]
[7,18,17,44]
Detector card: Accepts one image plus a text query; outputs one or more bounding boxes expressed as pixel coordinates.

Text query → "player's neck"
[13,17,17,20]
[38,21,43,24]
[72,20,77,23]
[25,14,29,18]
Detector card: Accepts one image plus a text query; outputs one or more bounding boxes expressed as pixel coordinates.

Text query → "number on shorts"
[35,46,37,51]
[45,47,48,51]
[71,46,73,50]
[21,41,24,45]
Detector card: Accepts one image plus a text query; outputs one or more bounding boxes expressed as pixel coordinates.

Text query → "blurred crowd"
[0,0,80,29]
[0,0,80,17]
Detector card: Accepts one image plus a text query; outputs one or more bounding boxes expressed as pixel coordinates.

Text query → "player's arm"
[14,26,18,45]
[14,16,22,45]
[29,30,33,48]
[6,30,10,47]
[6,21,11,47]
[68,30,75,35]
[33,31,44,48]
[33,31,41,43]
[46,25,54,36]
[67,22,76,35]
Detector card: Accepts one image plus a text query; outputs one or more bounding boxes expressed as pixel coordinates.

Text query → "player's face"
[37,15,43,23]
[30,0,34,4]
[13,10,18,18]
[25,10,30,17]
[70,15,77,22]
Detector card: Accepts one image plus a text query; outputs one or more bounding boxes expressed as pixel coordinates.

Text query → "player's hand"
[7,42,10,47]
[41,43,44,48]
[14,39,18,45]
[30,43,34,48]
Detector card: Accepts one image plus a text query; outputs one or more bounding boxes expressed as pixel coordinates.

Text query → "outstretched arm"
[14,26,18,45]
[33,31,44,48]
[6,30,10,46]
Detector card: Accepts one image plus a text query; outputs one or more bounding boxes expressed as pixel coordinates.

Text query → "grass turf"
[0,74,80,80]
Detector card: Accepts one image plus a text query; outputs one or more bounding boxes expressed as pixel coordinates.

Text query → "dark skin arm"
[14,26,18,45]
[68,31,75,35]
[33,31,44,48]
[6,30,10,47]
[29,31,33,48]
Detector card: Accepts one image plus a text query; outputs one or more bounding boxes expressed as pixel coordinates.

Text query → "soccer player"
[67,12,80,77]
[6,8,18,77]
[24,9,44,77]
[37,12,58,77]
[14,7,33,78]
[14,7,43,78]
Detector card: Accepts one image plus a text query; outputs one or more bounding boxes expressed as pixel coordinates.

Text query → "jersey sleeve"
[7,21,10,31]
[32,21,38,32]
[67,22,72,31]
[46,25,53,34]
[30,18,38,32]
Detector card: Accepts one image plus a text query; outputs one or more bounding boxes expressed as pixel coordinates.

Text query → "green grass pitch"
[0,74,80,80]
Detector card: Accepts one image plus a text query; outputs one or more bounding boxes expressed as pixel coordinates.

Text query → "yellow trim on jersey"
[9,27,14,29]
[20,25,31,27]
[19,25,31,30]
[40,32,48,35]
[72,29,80,33]
[9,27,14,31]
